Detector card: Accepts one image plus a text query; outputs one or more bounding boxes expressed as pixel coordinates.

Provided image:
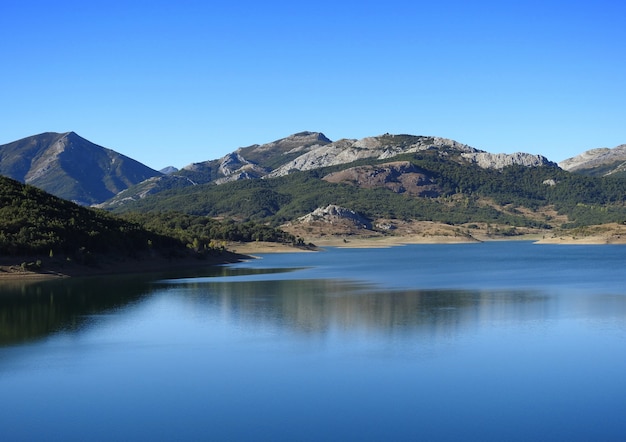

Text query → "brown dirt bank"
[282,220,626,249]
[531,222,626,245]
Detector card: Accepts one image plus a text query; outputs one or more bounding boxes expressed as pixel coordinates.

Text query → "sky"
[1,0,625,170]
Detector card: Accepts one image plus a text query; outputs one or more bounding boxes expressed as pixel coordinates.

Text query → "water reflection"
[3,263,625,348]
[169,278,555,336]
[0,276,153,346]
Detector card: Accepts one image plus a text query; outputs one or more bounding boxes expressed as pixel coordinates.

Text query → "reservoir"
[1,242,625,441]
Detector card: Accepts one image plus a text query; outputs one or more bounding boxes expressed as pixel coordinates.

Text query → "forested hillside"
[109,151,626,229]
[0,176,296,270]
[0,176,176,257]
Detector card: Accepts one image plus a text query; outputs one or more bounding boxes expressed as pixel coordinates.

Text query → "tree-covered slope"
[0,176,175,257]
[0,176,298,272]
[108,150,626,229]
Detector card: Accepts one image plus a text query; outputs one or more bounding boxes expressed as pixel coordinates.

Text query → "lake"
[1,242,625,441]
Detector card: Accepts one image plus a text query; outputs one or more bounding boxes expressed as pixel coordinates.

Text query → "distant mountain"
[100,132,556,209]
[0,132,161,205]
[160,166,179,175]
[98,131,333,208]
[178,131,332,184]
[559,144,626,177]
[113,131,626,232]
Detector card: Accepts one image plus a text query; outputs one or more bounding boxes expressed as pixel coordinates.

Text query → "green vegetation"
[0,176,298,265]
[6,143,626,266]
[0,176,177,257]
[121,212,298,248]
[110,150,626,229]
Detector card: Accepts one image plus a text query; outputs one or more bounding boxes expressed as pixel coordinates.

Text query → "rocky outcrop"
[297,205,372,229]
[218,152,251,176]
[179,132,330,184]
[322,161,442,197]
[234,131,332,170]
[95,174,197,209]
[460,152,556,169]
[559,144,626,176]
[268,134,478,177]
[214,153,269,183]
[214,164,268,184]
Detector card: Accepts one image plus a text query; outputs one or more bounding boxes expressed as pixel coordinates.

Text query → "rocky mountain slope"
[0,132,161,205]
[559,144,626,176]
[101,132,556,209]
[322,161,442,197]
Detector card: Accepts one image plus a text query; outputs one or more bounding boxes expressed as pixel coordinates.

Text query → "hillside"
[559,144,626,177]
[104,138,626,240]
[99,132,557,209]
[0,176,247,276]
[0,175,184,256]
[0,132,161,204]
[4,130,626,245]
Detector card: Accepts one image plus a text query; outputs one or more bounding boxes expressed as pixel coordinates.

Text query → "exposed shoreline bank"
[229,229,626,255]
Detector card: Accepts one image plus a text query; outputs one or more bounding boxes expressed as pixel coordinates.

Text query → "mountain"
[110,131,626,233]
[0,132,161,205]
[100,131,626,234]
[98,131,333,208]
[179,131,332,183]
[559,144,626,177]
[100,132,556,209]
[160,166,179,175]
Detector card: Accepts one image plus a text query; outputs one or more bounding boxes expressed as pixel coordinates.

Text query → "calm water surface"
[1,242,625,441]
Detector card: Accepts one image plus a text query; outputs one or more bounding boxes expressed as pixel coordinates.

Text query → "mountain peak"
[0,132,161,204]
[290,131,332,143]
[559,144,626,176]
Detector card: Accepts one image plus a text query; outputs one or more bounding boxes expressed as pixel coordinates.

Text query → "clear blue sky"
[1,0,624,170]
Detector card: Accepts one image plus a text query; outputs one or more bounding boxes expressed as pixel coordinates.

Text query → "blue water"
[1,242,625,441]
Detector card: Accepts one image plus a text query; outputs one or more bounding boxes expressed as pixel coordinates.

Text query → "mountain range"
[2,131,626,236]
[99,132,561,209]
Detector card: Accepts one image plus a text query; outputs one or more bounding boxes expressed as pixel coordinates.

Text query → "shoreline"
[3,229,626,280]
[0,250,248,281]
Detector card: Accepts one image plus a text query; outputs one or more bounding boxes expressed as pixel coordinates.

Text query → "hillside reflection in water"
[171,278,554,337]
[1,243,625,441]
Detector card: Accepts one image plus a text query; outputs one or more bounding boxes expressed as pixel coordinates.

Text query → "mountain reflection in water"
[1,270,554,347]
[169,278,553,336]
[1,243,625,441]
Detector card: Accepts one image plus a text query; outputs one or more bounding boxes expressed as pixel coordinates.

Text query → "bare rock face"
[322,161,442,197]
[297,205,372,229]
[460,152,556,169]
[268,134,478,177]
[559,144,626,175]
[214,164,268,184]
[214,153,268,183]
[218,152,250,176]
